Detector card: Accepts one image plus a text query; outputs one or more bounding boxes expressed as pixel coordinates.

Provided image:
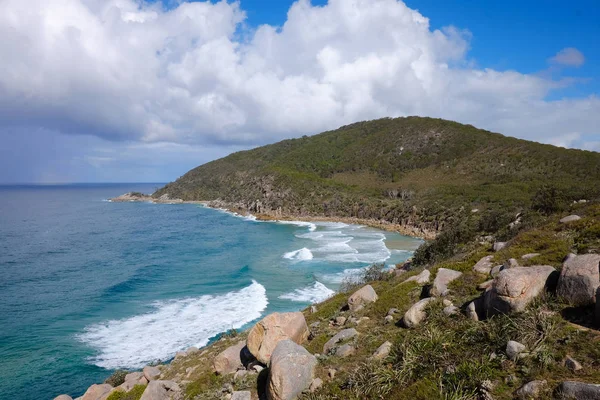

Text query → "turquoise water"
[0,184,422,399]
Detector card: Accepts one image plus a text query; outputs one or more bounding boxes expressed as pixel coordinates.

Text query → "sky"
[0,0,598,183]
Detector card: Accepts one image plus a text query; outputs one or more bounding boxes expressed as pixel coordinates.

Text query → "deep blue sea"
[0,183,422,400]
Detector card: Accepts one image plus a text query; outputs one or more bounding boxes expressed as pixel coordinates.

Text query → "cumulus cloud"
[0,0,598,158]
[549,47,585,67]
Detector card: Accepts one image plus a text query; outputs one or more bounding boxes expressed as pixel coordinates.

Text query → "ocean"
[0,183,422,399]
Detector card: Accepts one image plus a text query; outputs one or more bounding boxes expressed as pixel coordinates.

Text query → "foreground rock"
[214,341,247,375]
[120,372,149,391]
[557,254,600,306]
[515,380,547,398]
[143,366,161,382]
[484,266,557,316]
[560,215,581,224]
[267,340,317,400]
[557,381,600,399]
[403,298,434,328]
[81,384,113,400]
[371,341,393,360]
[404,270,431,284]
[247,312,309,364]
[429,268,463,296]
[139,380,181,400]
[473,255,495,275]
[506,340,526,361]
[347,285,378,312]
[231,391,251,400]
[323,328,358,354]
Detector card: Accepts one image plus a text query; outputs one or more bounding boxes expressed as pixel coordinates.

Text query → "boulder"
[491,265,505,277]
[504,258,520,269]
[557,254,600,306]
[404,270,431,285]
[521,253,540,260]
[81,384,113,400]
[466,297,484,321]
[515,380,547,399]
[429,268,463,296]
[564,355,583,372]
[403,298,434,328]
[557,381,600,399]
[335,344,355,357]
[214,341,246,375]
[309,378,323,393]
[596,287,600,327]
[493,242,507,252]
[473,256,495,275]
[371,341,393,360]
[267,340,317,400]
[139,380,181,400]
[347,285,378,312]
[323,328,358,354]
[119,373,149,391]
[484,266,557,316]
[54,396,73,400]
[334,316,347,326]
[560,215,581,224]
[231,392,251,400]
[143,366,161,382]
[506,340,526,361]
[247,312,310,365]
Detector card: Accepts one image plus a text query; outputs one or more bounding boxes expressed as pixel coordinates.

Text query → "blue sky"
[0,0,598,183]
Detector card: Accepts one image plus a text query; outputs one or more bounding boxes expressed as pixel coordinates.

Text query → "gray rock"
[564,355,583,371]
[335,344,355,357]
[473,255,495,275]
[442,299,453,307]
[596,287,600,327]
[234,370,250,380]
[403,298,434,328]
[143,366,161,382]
[485,266,557,316]
[557,254,600,306]
[404,270,431,285]
[214,341,246,375]
[515,380,547,398]
[384,315,394,324]
[493,242,507,252]
[139,380,181,400]
[491,265,505,277]
[247,312,309,365]
[80,384,113,400]
[560,215,581,224]
[371,341,393,361]
[54,396,73,400]
[506,340,526,361]
[310,306,318,314]
[504,258,520,269]
[347,285,378,312]
[557,381,600,399]
[267,340,317,400]
[323,328,358,354]
[430,268,463,297]
[478,280,494,291]
[521,253,541,260]
[231,392,251,400]
[119,372,149,391]
[334,316,347,326]
[309,378,323,393]
[387,308,399,316]
[443,305,459,316]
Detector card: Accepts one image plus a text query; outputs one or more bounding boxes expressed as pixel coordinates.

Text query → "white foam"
[320,267,366,284]
[283,248,314,261]
[277,220,317,232]
[279,282,335,303]
[78,281,268,369]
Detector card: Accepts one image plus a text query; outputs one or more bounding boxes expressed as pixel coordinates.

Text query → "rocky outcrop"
[484,266,557,316]
[139,380,181,400]
[247,312,309,365]
[473,255,495,275]
[347,285,378,312]
[403,298,434,328]
[560,215,581,224]
[429,268,462,296]
[557,254,600,306]
[404,270,430,284]
[143,366,161,382]
[81,384,113,400]
[213,341,247,375]
[557,381,600,399]
[323,328,358,355]
[267,340,317,400]
[119,372,148,391]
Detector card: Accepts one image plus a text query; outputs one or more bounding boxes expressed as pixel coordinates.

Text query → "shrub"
[106,385,146,400]
[531,185,568,215]
[104,370,128,387]
[413,221,477,267]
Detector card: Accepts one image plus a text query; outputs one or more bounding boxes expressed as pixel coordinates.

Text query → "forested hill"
[154,117,600,236]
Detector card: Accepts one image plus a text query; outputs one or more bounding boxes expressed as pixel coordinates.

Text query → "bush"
[413,221,477,267]
[531,185,568,215]
[106,385,146,400]
[104,370,128,387]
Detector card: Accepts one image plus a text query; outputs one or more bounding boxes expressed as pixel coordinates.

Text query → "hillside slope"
[155,117,600,237]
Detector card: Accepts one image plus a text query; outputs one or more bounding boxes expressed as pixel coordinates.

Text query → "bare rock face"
[139,380,181,400]
[484,266,557,316]
[267,340,317,400]
[247,312,309,365]
[515,380,547,399]
[429,268,463,297]
[403,298,435,328]
[557,381,600,399]
[473,255,495,275]
[81,384,113,400]
[143,366,161,382]
[404,270,431,285]
[560,215,581,224]
[323,328,358,354]
[371,341,393,360]
[214,341,247,375]
[119,372,149,391]
[347,285,378,312]
[557,254,600,306]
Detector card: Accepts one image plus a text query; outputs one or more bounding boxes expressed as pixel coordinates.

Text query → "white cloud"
[549,47,585,67]
[0,0,598,157]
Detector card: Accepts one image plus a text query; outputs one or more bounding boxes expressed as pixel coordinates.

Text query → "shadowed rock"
[557,254,600,306]
[557,381,600,399]
[214,341,247,375]
[143,366,161,382]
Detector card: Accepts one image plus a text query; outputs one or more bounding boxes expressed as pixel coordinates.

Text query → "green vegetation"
[104,370,128,387]
[106,385,146,400]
